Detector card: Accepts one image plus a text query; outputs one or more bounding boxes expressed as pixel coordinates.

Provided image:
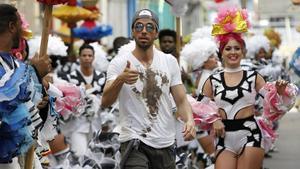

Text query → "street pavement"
[263,108,300,169]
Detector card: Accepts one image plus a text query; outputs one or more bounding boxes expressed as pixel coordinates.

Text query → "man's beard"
[12,33,21,49]
[136,42,152,50]
[135,38,152,50]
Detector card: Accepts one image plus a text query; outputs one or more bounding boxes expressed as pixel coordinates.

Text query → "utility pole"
[241,0,247,8]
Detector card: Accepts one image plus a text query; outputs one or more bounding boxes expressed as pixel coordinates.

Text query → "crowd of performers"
[1,3,300,169]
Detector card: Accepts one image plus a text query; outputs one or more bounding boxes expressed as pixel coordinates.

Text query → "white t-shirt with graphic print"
[107,48,182,148]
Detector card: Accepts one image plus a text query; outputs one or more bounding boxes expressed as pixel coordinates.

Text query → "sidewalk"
[263,109,300,169]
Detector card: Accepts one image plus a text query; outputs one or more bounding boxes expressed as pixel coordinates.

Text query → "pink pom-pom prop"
[256,117,278,152]
[55,83,86,118]
[187,95,221,131]
[262,82,298,122]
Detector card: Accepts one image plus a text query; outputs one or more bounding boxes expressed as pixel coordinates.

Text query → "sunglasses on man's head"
[134,22,155,33]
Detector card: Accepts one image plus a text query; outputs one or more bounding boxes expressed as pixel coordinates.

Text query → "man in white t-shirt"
[101,9,196,169]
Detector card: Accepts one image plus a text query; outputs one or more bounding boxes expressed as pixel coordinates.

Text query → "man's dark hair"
[0,4,18,34]
[79,43,95,55]
[113,36,130,53]
[158,29,177,42]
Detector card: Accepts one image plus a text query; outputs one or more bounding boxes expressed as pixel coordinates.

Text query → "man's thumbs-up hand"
[126,60,131,69]
[120,61,139,85]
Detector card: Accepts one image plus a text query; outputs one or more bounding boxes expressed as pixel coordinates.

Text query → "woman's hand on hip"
[213,119,225,138]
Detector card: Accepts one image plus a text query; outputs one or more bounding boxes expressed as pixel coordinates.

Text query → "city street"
[264,108,300,169]
[1,0,300,168]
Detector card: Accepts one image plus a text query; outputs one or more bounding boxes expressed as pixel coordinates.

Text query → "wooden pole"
[68,23,76,62]
[241,0,247,8]
[25,4,53,169]
[39,5,53,58]
[24,144,35,169]
[175,17,182,63]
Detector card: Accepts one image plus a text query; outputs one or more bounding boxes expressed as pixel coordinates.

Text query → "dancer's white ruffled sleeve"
[187,94,221,130]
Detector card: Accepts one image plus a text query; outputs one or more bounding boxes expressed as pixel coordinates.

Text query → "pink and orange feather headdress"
[212,7,250,38]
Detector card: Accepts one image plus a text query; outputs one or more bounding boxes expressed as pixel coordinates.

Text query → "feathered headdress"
[28,35,68,59]
[246,35,270,59]
[89,42,110,72]
[20,13,33,40]
[181,38,218,72]
[191,26,213,42]
[264,28,281,48]
[212,7,250,38]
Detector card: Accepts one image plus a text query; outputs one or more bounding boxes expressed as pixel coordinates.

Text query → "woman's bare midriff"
[218,105,255,119]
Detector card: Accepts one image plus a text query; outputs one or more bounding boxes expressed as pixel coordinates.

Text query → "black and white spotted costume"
[66,68,106,96]
[58,68,107,157]
[205,70,263,157]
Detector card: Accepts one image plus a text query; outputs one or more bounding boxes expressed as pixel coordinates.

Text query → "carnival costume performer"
[0,4,52,166]
[241,35,270,71]
[0,48,42,164]
[264,27,282,61]
[62,43,106,157]
[28,35,86,139]
[180,28,219,166]
[28,35,92,167]
[190,7,297,169]
[246,34,289,83]
[181,27,219,96]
